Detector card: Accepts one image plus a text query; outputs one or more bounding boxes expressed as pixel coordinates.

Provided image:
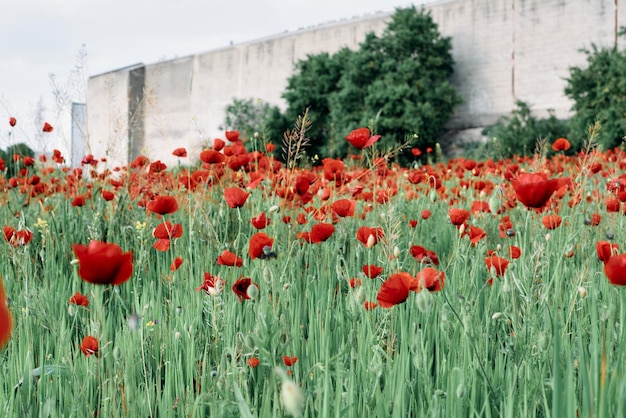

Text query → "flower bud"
[246,284,259,300]
[491,312,503,320]
[280,379,304,417]
[366,234,376,249]
[578,286,587,298]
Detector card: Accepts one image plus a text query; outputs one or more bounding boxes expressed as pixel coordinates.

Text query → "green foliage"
[0,143,36,178]
[565,30,626,151]
[279,6,461,165]
[481,101,570,158]
[221,98,280,141]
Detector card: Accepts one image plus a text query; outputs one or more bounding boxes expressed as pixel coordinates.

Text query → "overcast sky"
[0,0,434,151]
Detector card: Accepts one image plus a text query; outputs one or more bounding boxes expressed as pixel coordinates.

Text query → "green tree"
[565,30,626,150]
[221,98,278,141]
[0,143,36,178]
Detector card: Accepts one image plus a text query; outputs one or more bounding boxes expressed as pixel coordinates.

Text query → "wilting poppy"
[604,253,626,285]
[42,122,54,133]
[146,195,179,215]
[172,147,188,158]
[216,250,243,267]
[224,188,250,209]
[80,336,98,357]
[596,241,619,263]
[511,172,559,209]
[232,276,257,302]
[196,273,224,296]
[485,256,509,277]
[250,212,271,229]
[345,127,381,149]
[283,356,298,367]
[551,138,571,151]
[362,264,384,279]
[449,208,470,226]
[356,226,384,248]
[72,241,133,285]
[0,276,12,349]
[249,232,274,259]
[9,117,16,127]
[170,257,183,271]
[415,267,445,292]
[69,291,89,307]
[3,226,33,246]
[376,272,416,308]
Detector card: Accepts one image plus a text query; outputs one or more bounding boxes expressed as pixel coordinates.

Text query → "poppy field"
[1,124,626,417]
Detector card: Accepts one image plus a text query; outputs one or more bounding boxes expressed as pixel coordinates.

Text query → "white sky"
[0,0,430,153]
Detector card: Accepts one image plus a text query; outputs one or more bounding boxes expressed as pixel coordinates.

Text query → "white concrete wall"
[86,0,626,168]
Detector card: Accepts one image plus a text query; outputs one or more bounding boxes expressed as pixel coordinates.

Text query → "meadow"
[1,127,626,417]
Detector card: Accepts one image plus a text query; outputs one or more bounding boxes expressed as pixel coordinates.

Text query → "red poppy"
[149,160,167,174]
[508,246,522,259]
[376,272,416,308]
[542,214,562,229]
[72,241,133,286]
[213,138,226,151]
[101,190,115,201]
[80,335,99,357]
[172,147,188,158]
[345,127,381,149]
[467,226,486,245]
[9,117,16,127]
[68,291,89,307]
[411,148,422,157]
[250,212,271,229]
[421,210,432,220]
[596,241,619,263]
[42,122,54,133]
[146,195,179,215]
[297,223,335,243]
[232,276,256,302]
[362,264,384,278]
[604,253,626,285]
[170,257,184,271]
[265,143,276,153]
[224,188,250,209]
[249,232,274,259]
[409,219,418,228]
[152,222,183,239]
[225,130,240,142]
[356,226,384,247]
[0,275,13,349]
[551,138,571,151]
[414,267,445,292]
[364,301,378,310]
[322,158,345,182]
[449,208,470,226]
[511,172,559,209]
[247,357,260,368]
[196,273,225,296]
[410,245,439,265]
[216,250,243,267]
[3,226,33,246]
[331,199,356,217]
[200,149,225,164]
[283,356,298,367]
[72,196,86,207]
[349,278,362,288]
[485,256,509,277]
[588,214,601,226]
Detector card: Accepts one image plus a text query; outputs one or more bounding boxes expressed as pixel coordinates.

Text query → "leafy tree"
[221,98,279,141]
[481,100,570,158]
[0,143,36,178]
[565,30,626,151]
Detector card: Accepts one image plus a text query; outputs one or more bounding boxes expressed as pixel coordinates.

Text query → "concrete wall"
[86,0,626,168]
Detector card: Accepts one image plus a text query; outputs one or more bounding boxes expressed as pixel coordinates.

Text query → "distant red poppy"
[224,188,250,209]
[362,264,384,279]
[69,291,89,307]
[250,212,271,229]
[356,226,384,247]
[349,278,362,288]
[72,241,133,286]
[449,208,470,226]
[265,143,276,153]
[364,301,378,310]
[421,210,432,220]
[149,160,167,174]
[508,245,522,259]
[551,138,570,151]
[172,147,188,158]
[9,117,16,127]
[511,172,559,209]
[588,214,601,226]
[146,195,179,215]
[200,149,225,164]
[283,356,298,367]
[331,199,356,217]
[409,219,418,228]
[0,275,13,349]
[376,272,416,308]
[604,253,626,285]
[249,232,274,259]
[72,196,86,207]
[410,245,439,265]
[411,148,422,157]
[596,241,619,263]
[485,256,509,277]
[232,276,256,302]
[225,130,241,142]
[42,122,53,133]
[542,214,562,229]
[345,127,381,149]
[196,272,224,296]
[80,335,99,357]
[216,250,243,267]
[297,223,335,243]
[101,190,115,201]
[415,267,445,292]
[170,256,184,271]
[247,357,260,368]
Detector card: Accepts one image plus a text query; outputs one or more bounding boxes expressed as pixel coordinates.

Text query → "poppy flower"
[596,241,619,263]
[42,122,54,133]
[232,276,257,302]
[415,267,445,292]
[485,256,509,277]
[247,357,260,368]
[196,273,224,296]
[411,148,422,157]
[224,188,250,209]
[213,138,226,151]
[249,232,274,259]
[3,226,33,246]
[421,210,432,220]
[146,195,179,215]
[170,257,184,271]
[449,208,470,226]
[200,149,225,164]
[345,127,381,149]
[225,130,240,142]
[376,272,416,308]
[587,214,601,226]
[72,241,133,286]
[349,278,362,288]
[410,245,439,265]
[409,219,418,228]
[9,117,16,127]
[69,291,89,307]
[508,246,522,259]
[467,226,487,245]
[542,214,562,229]
[322,158,345,182]
[331,199,356,217]
[172,147,187,158]
[80,335,99,357]
[283,356,298,367]
[265,143,276,153]
[356,226,384,247]
[511,172,559,209]
[364,301,378,310]
[604,253,626,285]
[216,250,243,267]
[101,190,115,201]
[152,221,183,239]
[551,138,570,151]
[362,264,384,279]
[0,275,13,349]
[71,196,86,207]
[297,223,335,243]
[149,160,167,174]
[250,212,271,229]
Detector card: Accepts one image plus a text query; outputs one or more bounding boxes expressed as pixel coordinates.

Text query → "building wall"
[86,0,625,168]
